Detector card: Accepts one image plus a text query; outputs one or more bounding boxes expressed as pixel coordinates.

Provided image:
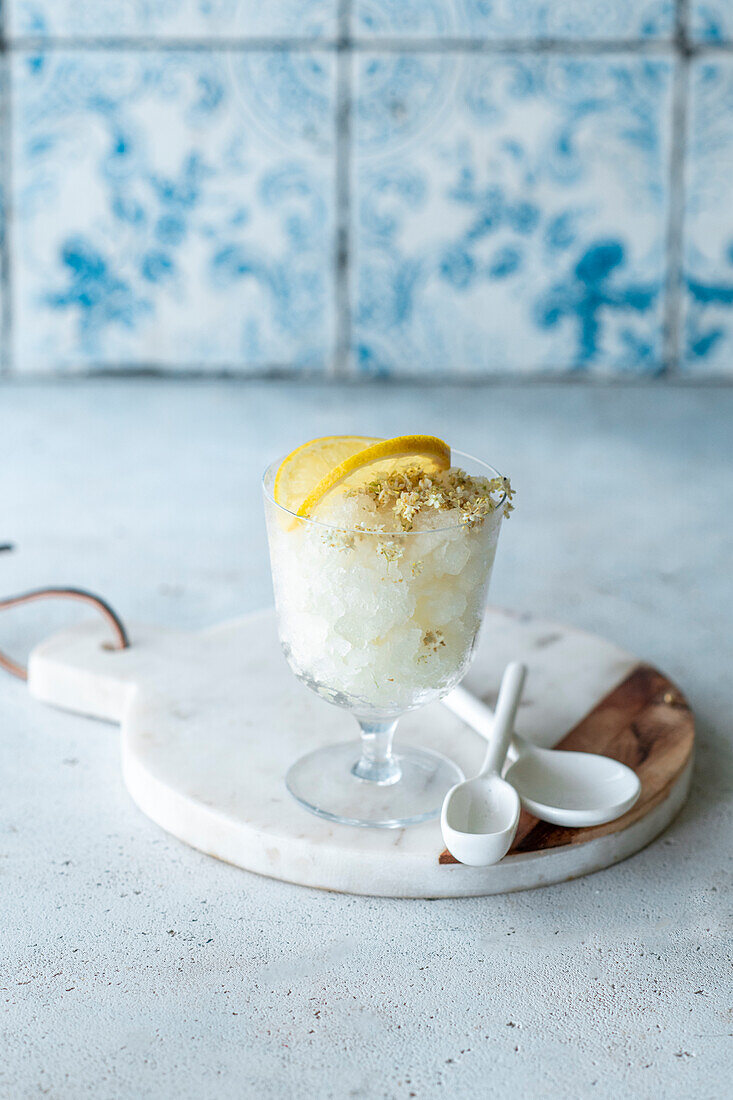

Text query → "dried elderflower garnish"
[376,540,404,562]
[348,465,514,531]
[419,629,448,660]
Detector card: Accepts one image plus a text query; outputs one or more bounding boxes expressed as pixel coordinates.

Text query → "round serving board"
[27,607,694,898]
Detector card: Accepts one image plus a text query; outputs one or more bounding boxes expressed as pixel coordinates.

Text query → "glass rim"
[262,447,507,536]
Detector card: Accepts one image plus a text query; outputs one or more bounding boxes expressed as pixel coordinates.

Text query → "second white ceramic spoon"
[441,663,526,866]
[442,683,641,827]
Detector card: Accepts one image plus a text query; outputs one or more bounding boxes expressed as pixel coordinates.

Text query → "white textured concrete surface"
[1,380,731,1099]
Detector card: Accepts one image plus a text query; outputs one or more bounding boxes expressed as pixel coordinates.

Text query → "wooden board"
[26,607,694,898]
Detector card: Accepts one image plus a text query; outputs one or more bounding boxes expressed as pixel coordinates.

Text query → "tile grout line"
[332,0,352,378]
[3,367,732,386]
[4,35,732,54]
[0,22,12,375]
[662,0,691,375]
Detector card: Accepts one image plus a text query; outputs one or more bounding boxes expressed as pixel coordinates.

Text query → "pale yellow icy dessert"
[264,436,513,716]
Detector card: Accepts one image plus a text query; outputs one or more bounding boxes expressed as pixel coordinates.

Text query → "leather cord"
[0,587,130,681]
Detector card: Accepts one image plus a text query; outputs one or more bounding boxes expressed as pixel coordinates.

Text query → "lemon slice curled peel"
[274,434,452,518]
[273,435,380,514]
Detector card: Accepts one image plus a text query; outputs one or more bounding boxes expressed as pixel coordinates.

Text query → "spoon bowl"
[442,774,520,866]
[440,662,526,866]
[505,740,641,827]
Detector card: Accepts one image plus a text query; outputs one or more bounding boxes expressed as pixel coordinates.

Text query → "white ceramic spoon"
[441,662,526,866]
[443,683,641,827]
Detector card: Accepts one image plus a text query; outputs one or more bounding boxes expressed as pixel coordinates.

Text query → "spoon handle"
[479,663,527,778]
[442,683,496,738]
[443,683,527,762]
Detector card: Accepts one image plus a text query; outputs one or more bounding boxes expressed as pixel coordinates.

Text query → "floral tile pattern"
[682,59,733,374]
[11,49,336,372]
[7,1,337,39]
[2,5,731,378]
[353,1,675,41]
[689,2,733,42]
[352,54,673,376]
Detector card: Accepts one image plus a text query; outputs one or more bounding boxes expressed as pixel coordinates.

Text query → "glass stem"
[352,717,401,785]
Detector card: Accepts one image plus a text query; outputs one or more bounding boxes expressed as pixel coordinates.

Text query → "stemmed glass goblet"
[263,450,507,828]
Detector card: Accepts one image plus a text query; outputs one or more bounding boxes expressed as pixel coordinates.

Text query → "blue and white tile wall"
[0,1,732,378]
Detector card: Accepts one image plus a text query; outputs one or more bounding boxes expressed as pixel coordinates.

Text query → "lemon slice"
[274,435,381,513]
[297,434,451,518]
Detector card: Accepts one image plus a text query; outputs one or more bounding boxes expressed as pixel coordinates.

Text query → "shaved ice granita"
[263,435,514,827]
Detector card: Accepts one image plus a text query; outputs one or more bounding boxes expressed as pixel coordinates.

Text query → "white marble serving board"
[27,607,691,897]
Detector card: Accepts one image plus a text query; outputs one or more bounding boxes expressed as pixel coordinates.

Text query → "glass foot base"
[285,741,464,828]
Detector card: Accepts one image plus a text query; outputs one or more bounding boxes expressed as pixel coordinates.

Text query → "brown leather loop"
[0,587,130,681]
